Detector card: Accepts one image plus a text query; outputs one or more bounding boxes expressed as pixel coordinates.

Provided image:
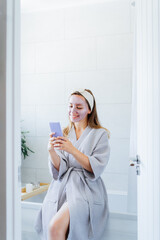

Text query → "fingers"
[48,134,67,151]
[52,141,63,150]
[56,136,67,141]
[49,132,56,138]
[52,139,64,145]
[49,133,66,141]
[49,137,56,144]
[49,139,63,148]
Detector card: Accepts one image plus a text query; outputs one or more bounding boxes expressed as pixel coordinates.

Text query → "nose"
[71,106,76,112]
[69,105,78,113]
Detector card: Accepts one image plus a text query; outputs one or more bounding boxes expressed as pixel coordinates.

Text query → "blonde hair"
[63,89,111,139]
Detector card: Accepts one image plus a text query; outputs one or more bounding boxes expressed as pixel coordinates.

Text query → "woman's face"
[68,95,91,123]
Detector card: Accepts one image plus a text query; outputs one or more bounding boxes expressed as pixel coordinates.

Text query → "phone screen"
[49,122,63,137]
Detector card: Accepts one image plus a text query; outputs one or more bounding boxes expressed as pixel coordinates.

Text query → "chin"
[71,119,80,123]
[69,117,79,123]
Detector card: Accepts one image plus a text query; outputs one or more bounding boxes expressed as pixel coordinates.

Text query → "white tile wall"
[21,13,37,43]
[64,38,97,71]
[34,10,65,42]
[34,73,65,105]
[35,38,97,73]
[36,169,52,183]
[21,73,65,105]
[102,171,128,192]
[97,34,133,70]
[21,137,49,169]
[21,10,65,43]
[21,168,37,183]
[97,103,131,138]
[21,106,36,136]
[35,105,68,136]
[21,44,36,74]
[64,1,131,38]
[21,0,134,194]
[21,75,37,105]
[36,41,65,73]
[106,138,130,174]
[64,70,132,104]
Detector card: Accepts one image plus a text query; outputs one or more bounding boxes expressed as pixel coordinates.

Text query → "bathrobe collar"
[70,125,91,147]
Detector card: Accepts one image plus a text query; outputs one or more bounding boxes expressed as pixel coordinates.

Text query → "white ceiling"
[21,0,127,13]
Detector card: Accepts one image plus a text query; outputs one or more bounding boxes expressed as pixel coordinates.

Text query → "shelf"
[21,183,50,201]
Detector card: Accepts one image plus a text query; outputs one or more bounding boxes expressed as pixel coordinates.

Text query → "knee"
[49,219,63,239]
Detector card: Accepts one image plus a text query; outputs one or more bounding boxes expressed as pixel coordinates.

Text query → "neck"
[74,120,88,131]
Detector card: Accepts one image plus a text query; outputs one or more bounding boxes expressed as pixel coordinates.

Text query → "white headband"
[70,88,94,112]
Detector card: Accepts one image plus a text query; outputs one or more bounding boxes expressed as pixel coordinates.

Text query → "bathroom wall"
[21,0,135,197]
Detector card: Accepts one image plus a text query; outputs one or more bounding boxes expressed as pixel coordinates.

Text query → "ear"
[88,109,91,114]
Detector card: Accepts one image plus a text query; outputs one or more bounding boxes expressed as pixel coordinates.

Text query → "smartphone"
[49,122,63,137]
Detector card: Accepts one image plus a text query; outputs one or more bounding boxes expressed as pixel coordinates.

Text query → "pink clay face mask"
[68,95,90,123]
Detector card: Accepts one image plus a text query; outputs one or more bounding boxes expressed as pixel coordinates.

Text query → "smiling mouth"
[70,115,79,117]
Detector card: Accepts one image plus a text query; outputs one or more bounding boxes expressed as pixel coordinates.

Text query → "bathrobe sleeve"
[83,130,110,181]
[48,150,69,181]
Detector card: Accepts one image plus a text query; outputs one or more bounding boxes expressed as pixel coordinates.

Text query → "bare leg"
[49,202,70,240]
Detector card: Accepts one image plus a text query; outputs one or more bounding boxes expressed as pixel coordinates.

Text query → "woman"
[35,88,111,240]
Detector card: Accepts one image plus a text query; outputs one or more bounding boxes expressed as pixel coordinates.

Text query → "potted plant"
[21,130,34,160]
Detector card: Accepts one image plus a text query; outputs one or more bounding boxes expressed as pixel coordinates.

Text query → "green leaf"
[21,125,35,160]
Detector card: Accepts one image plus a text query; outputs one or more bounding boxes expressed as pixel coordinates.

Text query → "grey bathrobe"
[35,125,110,240]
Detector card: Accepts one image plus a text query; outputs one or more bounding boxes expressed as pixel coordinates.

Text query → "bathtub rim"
[21,201,137,221]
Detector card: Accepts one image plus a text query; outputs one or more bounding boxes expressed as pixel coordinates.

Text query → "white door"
[135,0,160,240]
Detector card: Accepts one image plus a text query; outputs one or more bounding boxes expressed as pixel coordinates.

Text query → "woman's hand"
[50,135,93,173]
[48,132,57,152]
[52,136,76,154]
[48,132,61,170]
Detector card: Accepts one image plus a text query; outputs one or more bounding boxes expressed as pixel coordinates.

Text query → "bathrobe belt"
[57,167,94,239]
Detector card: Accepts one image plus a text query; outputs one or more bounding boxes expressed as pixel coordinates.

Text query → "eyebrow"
[69,103,83,106]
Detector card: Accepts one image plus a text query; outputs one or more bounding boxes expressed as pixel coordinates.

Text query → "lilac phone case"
[49,122,63,137]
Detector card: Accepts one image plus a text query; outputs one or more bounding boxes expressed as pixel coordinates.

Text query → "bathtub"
[21,190,137,240]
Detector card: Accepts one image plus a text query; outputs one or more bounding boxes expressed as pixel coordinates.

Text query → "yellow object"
[21,183,50,201]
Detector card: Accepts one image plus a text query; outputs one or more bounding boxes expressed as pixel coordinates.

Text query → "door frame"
[0,0,21,239]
